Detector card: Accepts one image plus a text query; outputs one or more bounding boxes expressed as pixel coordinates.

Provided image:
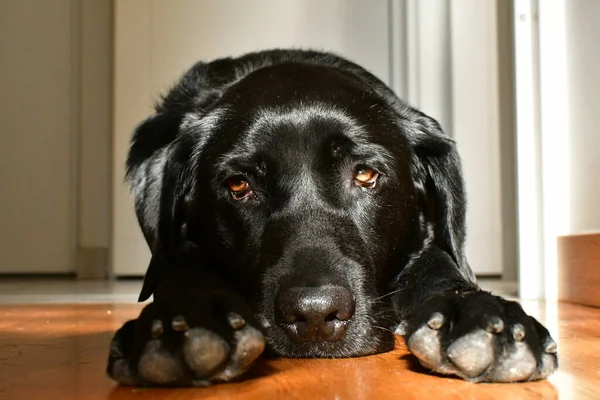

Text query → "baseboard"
[558,232,600,308]
[76,246,109,279]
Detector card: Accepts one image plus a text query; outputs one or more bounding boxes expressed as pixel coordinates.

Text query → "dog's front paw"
[107,291,265,386]
[404,291,557,382]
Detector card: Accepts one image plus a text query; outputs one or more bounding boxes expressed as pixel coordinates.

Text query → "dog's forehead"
[235,67,390,149]
[225,61,373,106]
[245,103,363,150]
[184,62,402,170]
[219,102,395,174]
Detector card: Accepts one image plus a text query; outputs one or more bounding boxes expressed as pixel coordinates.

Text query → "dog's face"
[170,63,428,357]
[116,52,557,386]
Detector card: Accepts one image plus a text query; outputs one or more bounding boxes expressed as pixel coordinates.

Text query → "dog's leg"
[393,247,558,382]
[107,266,266,387]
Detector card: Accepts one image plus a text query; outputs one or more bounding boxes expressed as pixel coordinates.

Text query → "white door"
[450,0,506,276]
[0,0,76,273]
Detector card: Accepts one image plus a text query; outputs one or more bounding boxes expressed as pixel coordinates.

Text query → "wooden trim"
[557,232,600,307]
[111,0,153,276]
[76,0,113,279]
[76,246,109,280]
[69,0,82,273]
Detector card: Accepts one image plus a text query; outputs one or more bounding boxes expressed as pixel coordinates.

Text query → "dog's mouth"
[280,316,350,343]
[262,317,396,358]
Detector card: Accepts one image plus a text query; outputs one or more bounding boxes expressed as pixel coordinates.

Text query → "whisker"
[371,325,395,333]
[374,286,415,301]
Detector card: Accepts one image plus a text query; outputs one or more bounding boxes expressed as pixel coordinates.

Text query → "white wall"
[564,1,600,234]
[450,0,504,276]
[515,0,600,299]
[0,0,77,273]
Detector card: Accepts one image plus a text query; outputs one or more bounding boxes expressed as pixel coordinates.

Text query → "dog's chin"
[263,320,396,358]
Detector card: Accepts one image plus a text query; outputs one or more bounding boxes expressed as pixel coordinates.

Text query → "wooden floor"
[0,300,598,400]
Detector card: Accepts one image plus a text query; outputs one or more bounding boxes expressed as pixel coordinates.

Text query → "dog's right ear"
[126,112,196,302]
[138,138,196,302]
[125,59,245,302]
[141,140,195,302]
[138,239,166,302]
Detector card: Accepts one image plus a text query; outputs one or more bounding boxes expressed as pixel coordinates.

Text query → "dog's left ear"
[404,113,475,283]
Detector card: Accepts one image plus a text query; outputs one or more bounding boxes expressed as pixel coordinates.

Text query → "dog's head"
[129,51,470,358]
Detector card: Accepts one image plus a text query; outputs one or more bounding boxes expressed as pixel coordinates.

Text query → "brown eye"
[354,166,379,189]
[227,178,253,200]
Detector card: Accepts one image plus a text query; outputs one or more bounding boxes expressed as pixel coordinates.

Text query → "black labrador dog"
[107,49,557,386]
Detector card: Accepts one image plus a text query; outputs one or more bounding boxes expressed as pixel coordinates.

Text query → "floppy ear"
[126,113,196,302]
[125,59,249,302]
[139,138,196,302]
[126,113,182,246]
[405,113,476,284]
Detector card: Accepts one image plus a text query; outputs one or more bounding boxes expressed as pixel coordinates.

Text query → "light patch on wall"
[514,0,545,300]
[539,0,570,301]
[514,0,570,300]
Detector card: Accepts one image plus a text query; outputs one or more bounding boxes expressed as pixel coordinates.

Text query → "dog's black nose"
[276,286,355,342]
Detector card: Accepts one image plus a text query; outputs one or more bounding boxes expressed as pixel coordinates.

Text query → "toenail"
[227,312,246,329]
[544,339,557,353]
[512,323,526,341]
[151,319,164,338]
[427,312,445,330]
[172,315,190,332]
[486,316,504,333]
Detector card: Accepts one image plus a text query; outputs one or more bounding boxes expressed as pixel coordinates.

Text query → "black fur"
[107,49,557,386]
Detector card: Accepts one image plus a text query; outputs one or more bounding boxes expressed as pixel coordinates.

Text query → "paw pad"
[138,341,186,384]
[183,328,230,377]
[446,331,495,378]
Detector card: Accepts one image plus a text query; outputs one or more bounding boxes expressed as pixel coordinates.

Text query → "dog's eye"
[227,178,253,200]
[354,166,380,189]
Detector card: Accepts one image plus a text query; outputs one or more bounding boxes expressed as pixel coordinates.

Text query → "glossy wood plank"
[558,232,600,307]
[0,301,598,400]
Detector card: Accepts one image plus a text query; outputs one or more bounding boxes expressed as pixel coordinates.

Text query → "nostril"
[336,305,354,321]
[281,313,298,324]
[325,313,337,322]
[336,312,350,321]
